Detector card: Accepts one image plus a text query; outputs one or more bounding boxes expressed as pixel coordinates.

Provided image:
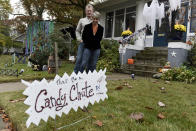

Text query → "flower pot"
[186,40,192,45]
[123,35,129,39]
[173,30,183,41]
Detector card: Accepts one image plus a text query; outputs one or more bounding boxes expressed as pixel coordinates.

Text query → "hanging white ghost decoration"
[169,0,181,11]
[143,0,165,34]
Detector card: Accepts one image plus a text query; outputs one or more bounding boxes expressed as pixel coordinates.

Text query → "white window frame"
[104,5,136,40]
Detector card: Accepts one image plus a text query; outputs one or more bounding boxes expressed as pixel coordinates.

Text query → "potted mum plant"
[121,28,133,38]
[173,24,186,41]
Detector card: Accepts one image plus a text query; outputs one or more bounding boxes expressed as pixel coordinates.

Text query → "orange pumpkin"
[186,40,192,45]
[128,59,134,64]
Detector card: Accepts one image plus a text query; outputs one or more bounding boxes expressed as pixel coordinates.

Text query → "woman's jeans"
[74,42,92,74]
[80,48,100,73]
[74,42,85,74]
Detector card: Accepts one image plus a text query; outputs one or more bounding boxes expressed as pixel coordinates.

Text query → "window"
[191,0,196,32]
[114,9,125,37]
[105,12,114,38]
[104,6,136,38]
[126,7,136,32]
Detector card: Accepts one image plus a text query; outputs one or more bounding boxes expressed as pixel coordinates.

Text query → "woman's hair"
[92,11,101,19]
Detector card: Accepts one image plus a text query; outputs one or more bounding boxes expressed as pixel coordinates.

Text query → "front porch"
[95,0,195,76]
[120,42,192,76]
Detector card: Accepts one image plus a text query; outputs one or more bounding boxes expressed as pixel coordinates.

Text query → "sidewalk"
[0,73,130,93]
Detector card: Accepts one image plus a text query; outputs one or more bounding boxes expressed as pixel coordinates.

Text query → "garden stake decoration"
[0,69,18,77]
[22,69,107,128]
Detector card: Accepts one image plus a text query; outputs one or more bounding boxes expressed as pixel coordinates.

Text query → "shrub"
[187,44,196,67]
[30,47,51,66]
[161,66,196,83]
[96,40,120,72]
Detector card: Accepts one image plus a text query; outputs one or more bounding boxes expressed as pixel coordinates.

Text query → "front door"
[153,6,170,47]
[153,2,189,47]
[153,19,169,47]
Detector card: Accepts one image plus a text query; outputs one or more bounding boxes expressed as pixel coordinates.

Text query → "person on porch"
[74,4,94,74]
[80,11,104,73]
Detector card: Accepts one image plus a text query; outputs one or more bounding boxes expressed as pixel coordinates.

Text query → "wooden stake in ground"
[54,42,58,131]
[55,42,59,74]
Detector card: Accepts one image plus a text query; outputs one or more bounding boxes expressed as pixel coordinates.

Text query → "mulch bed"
[0,107,15,131]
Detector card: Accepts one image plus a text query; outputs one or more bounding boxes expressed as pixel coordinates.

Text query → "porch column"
[135,0,146,49]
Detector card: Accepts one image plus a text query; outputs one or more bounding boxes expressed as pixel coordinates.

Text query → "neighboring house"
[4,33,26,54]
[93,0,195,76]
[3,30,25,54]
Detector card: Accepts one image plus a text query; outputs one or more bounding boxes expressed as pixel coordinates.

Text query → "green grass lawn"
[0,78,196,131]
[0,55,75,83]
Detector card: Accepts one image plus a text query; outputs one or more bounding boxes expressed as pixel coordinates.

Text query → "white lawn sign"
[22,69,108,128]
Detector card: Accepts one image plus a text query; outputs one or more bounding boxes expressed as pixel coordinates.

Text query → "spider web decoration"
[143,0,182,34]
[143,0,165,34]
[22,69,107,128]
[169,0,181,11]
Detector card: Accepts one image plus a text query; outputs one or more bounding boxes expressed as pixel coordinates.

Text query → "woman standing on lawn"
[80,11,104,73]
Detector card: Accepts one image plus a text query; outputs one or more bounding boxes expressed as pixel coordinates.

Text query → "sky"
[9,0,49,20]
[9,0,24,19]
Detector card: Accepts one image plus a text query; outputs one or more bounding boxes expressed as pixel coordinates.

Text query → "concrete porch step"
[145,47,168,51]
[122,64,162,72]
[132,56,167,61]
[141,50,168,54]
[121,47,168,77]
[134,59,166,66]
[122,68,158,77]
[136,52,168,57]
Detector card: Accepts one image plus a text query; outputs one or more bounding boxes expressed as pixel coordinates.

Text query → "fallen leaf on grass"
[4,118,9,123]
[145,106,153,110]
[5,123,13,129]
[152,80,158,83]
[9,98,26,103]
[158,101,166,107]
[108,114,115,118]
[115,86,124,90]
[9,100,18,103]
[1,114,8,119]
[92,116,96,119]
[182,112,189,117]
[0,109,5,114]
[127,86,133,89]
[157,113,165,119]
[94,120,103,127]
[130,112,144,122]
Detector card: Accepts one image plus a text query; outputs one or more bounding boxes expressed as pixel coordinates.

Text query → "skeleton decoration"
[143,0,165,34]
[169,0,181,11]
